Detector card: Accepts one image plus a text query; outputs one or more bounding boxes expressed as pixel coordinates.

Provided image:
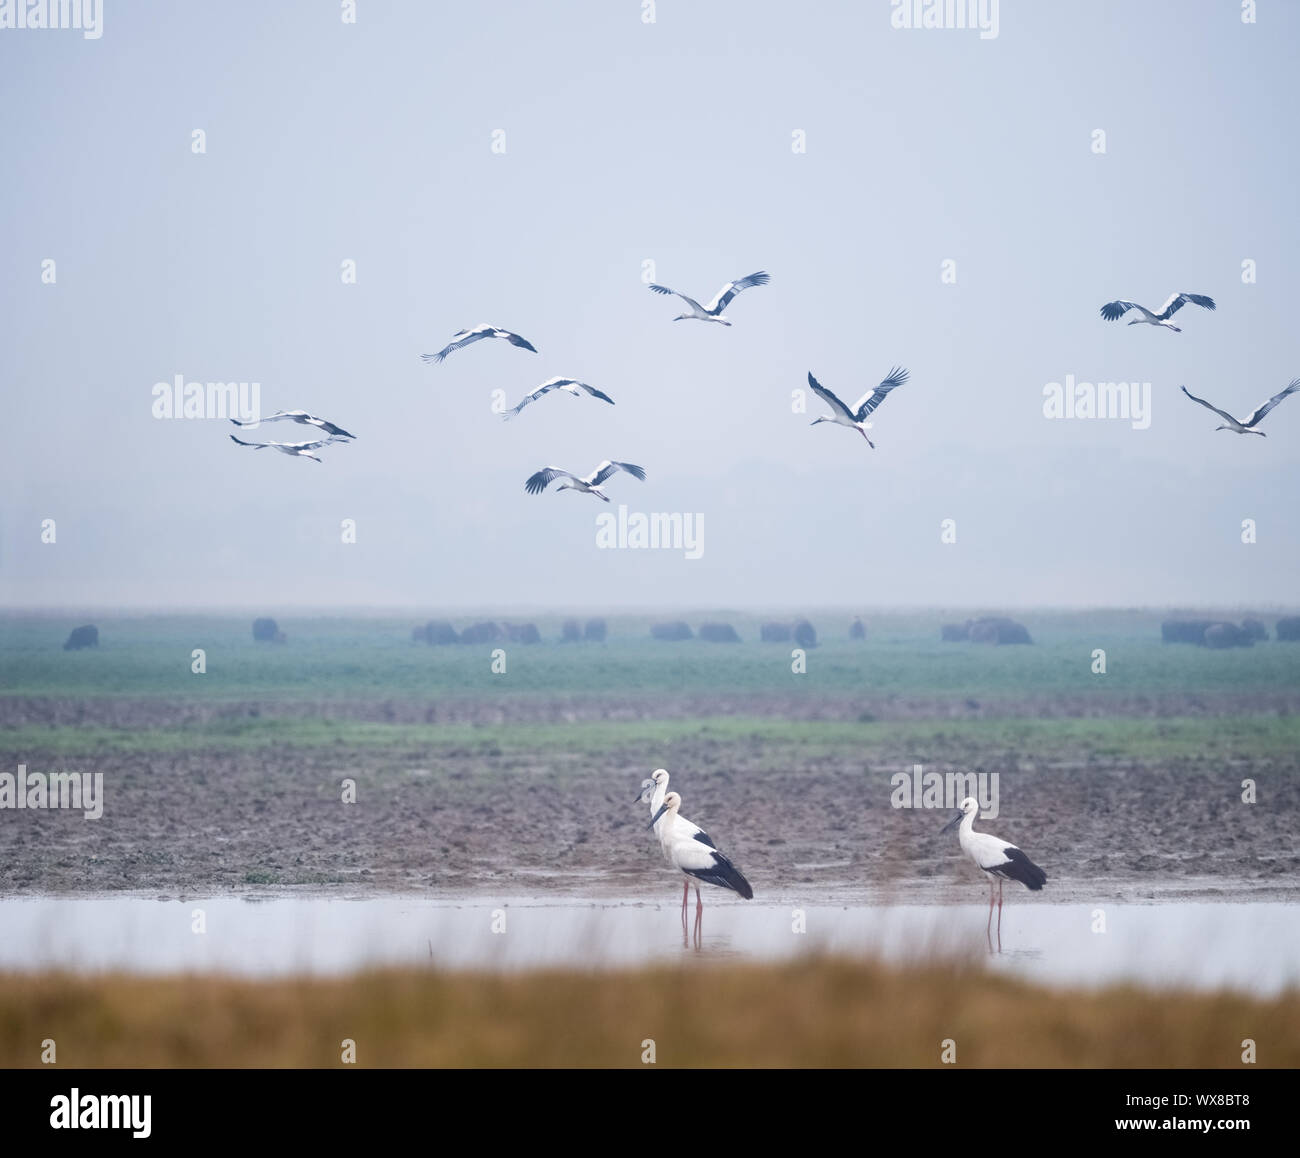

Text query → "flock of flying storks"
[224,278,1298,469]
[214,276,1294,940]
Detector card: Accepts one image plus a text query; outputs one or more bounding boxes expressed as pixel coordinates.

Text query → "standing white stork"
[807,367,909,448]
[502,377,615,420]
[647,270,770,325]
[228,434,349,463]
[420,324,538,364]
[636,769,705,844]
[941,797,1046,952]
[229,411,356,439]
[1099,292,1215,331]
[1180,379,1300,436]
[647,791,753,937]
[524,460,646,501]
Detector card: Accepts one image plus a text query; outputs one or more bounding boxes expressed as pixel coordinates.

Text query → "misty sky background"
[2,0,1297,612]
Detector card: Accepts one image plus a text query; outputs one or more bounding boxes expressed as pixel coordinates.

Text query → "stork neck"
[659,804,679,836]
[650,780,667,815]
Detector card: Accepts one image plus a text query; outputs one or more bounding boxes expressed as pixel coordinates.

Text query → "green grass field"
[3,609,1298,702]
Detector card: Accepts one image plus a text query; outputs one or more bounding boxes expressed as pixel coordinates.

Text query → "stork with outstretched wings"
[647,271,770,325]
[807,367,910,448]
[523,460,646,501]
[1180,379,1300,436]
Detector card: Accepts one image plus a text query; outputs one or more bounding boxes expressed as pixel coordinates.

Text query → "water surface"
[2,896,1295,994]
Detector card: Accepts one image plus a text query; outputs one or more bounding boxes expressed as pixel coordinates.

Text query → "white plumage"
[941,797,1046,951]
[807,367,909,448]
[647,270,770,325]
[637,769,704,850]
[228,434,349,463]
[229,410,356,439]
[523,459,646,501]
[421,323,538,364]
[1180,379,1300,436]
[502,377,615,420]
[1100,292,1215,332]
[647,790,753,936]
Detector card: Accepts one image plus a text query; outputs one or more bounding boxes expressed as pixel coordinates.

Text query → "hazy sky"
[2,0,1297,611]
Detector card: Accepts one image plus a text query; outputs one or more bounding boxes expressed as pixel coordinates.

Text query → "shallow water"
[1,897,1295,994]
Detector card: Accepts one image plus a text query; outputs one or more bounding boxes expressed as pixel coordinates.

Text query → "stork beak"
[648,802,669,829]
[940,811,963,835]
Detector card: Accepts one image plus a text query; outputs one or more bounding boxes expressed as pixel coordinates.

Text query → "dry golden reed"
[2,957,1295,1068]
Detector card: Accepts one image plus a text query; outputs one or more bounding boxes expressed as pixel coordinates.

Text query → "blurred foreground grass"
[3,959,1295,1067]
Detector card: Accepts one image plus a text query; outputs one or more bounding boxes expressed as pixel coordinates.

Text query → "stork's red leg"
[986,880,995,951]
[997,879,1004,952]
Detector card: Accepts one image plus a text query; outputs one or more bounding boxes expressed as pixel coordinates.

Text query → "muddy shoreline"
[3,739,1295,900]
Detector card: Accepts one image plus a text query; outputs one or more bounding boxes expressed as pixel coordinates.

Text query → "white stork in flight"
[229,411,356,439]
[229,434,349,463]
[1099,292,1215,331]
[524,460,646,501]
[420,324,538,364]
[807,367,909,448]
[502,377,615,420]
[1180,379,1300,436]
[648,790,753,938]
[647,270,770,325]
[941,797,1046,952]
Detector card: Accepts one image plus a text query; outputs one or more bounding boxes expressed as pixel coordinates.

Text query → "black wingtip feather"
[996,847,1047,890]
[687,852,754,899]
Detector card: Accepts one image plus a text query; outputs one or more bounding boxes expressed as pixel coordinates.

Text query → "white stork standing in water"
[524,460,645,501]
[1180,379,1300,436]
[807,367,909,448]
[648,791,753,938]
[941,797,1046,952]
[230,411,356,439]
[647,271,770,325]
[1099,292,1215,332]
[502,377,615,420]
[420,324,538,364]
[228,434,349,463]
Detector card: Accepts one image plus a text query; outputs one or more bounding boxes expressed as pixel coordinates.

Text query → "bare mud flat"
[3,896,1297,994]
[6,689,1300,727]
[1,738,1296,901]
